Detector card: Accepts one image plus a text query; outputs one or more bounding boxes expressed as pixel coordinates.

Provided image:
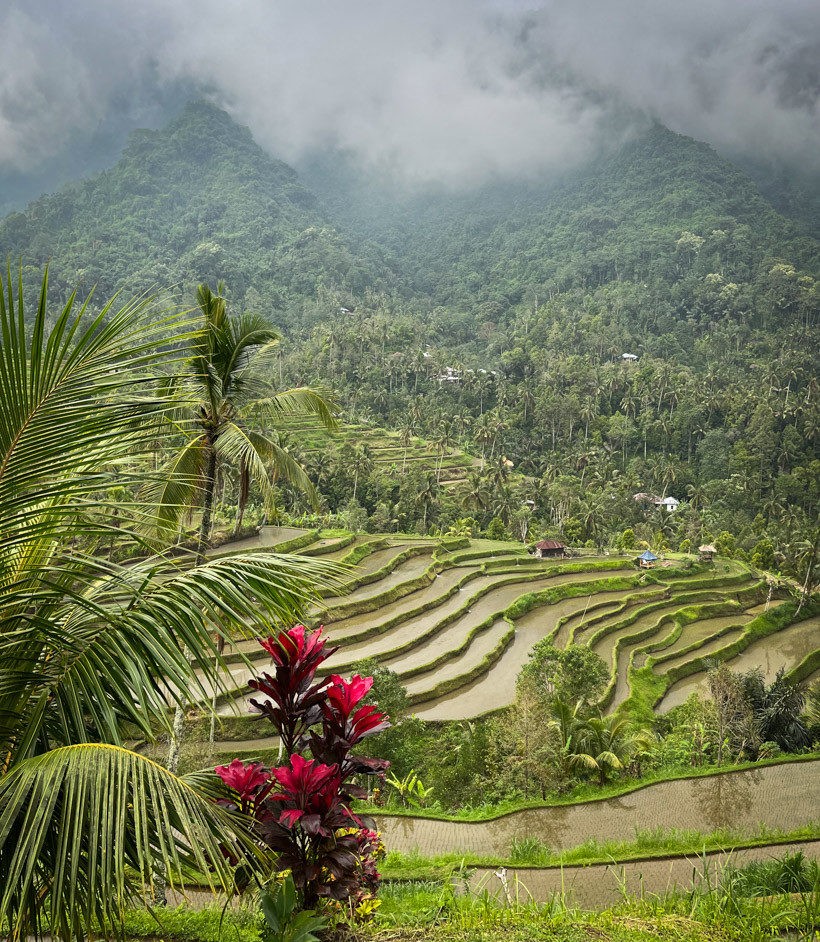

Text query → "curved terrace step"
[373,759,820,858]
[410,591,638,721]
[610,612,757,712]
[658,614,820,712]
[326,566,478,643]
[402,617,511,698]
[371,568,634,678]
[590,595,728,668]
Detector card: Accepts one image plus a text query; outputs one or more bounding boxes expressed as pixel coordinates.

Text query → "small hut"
[699,544,717,562]
[535,539,566,559]
[637,549,659,569]
[658,496,680,513]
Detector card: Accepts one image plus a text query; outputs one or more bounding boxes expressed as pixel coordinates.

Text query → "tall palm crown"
[0,270,335,939]
[152,282,337,548]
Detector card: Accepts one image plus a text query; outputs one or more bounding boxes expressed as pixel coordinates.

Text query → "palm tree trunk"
[170,444,219,761]
[198,444,218,560]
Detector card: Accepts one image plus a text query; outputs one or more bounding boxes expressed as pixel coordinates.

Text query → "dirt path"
[375,760,820,857]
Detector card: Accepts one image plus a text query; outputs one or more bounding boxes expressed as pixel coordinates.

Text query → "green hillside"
[0,101,391,313]
[309,122,818,306]
[0,104,817,586]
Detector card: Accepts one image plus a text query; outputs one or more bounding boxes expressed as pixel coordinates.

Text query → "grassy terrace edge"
[379,827,820,880]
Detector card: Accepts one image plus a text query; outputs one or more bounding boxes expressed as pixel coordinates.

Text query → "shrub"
[216,626,390,913]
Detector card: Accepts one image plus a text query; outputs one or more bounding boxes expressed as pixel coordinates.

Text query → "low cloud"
[1,1,818,186]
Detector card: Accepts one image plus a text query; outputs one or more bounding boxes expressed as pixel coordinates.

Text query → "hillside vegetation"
[2,101,816,593]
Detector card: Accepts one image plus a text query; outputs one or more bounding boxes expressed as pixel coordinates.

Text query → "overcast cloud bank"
[1,1,818,187]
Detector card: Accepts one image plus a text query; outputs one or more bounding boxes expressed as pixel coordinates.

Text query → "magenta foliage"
[217,625,390,909]
[248,624,338,755]
[214,759,270,813]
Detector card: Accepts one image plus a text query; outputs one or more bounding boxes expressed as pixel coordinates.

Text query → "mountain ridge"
[0,101,816,328]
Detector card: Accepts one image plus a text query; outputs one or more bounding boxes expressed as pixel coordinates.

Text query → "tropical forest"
[1,6,819,941]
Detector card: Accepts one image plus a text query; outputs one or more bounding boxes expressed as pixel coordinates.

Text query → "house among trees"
[632,493,680,512]
[438,366,462,384]
[699,544,718,562]
[637,549,659,568]
[534,539,566,558]
[621,352,639,361]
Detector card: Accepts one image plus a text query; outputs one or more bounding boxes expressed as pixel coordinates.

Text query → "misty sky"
[2,0,819,188]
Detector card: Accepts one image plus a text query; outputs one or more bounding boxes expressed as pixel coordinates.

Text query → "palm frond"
[225,313,281,380]
[253,387,339,431]
[1,550,340,759]
[0,743,257,939]
[0,268,192,548]
[138,434,209,539]
[214,423,276,511]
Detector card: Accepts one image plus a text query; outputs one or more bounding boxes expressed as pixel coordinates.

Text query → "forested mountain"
[0,102,817,582]
[0,101,392,316]
[309,123,818,310]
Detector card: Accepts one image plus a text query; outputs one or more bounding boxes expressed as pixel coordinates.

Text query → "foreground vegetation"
[116,848,820,941]
[0,271,341,938]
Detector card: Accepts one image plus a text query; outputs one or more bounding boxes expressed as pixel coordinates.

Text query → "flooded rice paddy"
[659,615,820,712]
[467,839,820,907]
[376,760,820,858]
[653,612,753,660]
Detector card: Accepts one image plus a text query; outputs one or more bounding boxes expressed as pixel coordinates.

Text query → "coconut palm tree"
[0,270,336,939]
[147,282,337,553]
[570,715,653,787]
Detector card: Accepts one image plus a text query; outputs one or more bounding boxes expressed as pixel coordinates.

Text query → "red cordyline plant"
[216,625,390,910]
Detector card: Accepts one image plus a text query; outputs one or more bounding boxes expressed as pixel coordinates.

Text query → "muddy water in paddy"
[652,611,754,660]
[468,840,820,908]
[659,615,820,712]
[326,567,478,642]
[375,760,820,858]
[609,614,753,711]
[403,618,510,695]
[382,570,631,678]
[320,550,435,610]
[411,589,629,720]
[590,600,693,668]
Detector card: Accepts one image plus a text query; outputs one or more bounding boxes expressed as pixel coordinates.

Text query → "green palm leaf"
[0,744,257,939]
[0,269,340,937]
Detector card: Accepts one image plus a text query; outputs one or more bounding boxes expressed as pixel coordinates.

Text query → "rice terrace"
[2,4,820,940]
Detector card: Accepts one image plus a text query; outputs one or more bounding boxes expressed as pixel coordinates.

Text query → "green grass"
[379,823,820,879]
[122,904,260,942]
